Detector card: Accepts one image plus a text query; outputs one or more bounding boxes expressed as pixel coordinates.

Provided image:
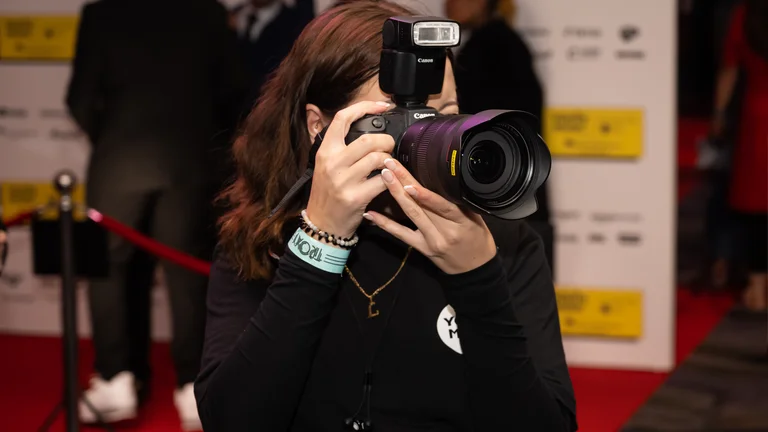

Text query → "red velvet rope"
[3,207,212,276]
[3,210,36,228]
[87,209,211,276]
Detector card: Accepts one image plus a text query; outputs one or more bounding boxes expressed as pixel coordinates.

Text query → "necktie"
[243,12,258,40]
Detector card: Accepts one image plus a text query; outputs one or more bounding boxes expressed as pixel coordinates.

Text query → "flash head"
[380,16,461,104]
[382,16,460,49]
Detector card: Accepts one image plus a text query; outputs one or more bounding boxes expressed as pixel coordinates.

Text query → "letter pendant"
[367,300,380,319]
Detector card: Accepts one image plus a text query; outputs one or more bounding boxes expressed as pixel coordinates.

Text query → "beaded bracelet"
[300,209,359,250]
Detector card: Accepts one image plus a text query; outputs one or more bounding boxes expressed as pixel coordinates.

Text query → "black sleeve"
[440,223,577,431]
[210,1,248,137]
[194,249,341,431]
[65,3,105,143]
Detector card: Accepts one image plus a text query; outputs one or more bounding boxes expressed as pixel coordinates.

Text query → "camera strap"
[267,132,326,219]
[267,168,313,219]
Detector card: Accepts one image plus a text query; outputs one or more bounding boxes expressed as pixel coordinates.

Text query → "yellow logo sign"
[544,107,644,158]
[0,16,79,61]
[555,286,643,338]
[1,182,86,222]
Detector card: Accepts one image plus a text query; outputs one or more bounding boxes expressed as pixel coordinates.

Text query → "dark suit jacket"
[454,19,554,270]
[233,1,313,114]
[66,0,247,191]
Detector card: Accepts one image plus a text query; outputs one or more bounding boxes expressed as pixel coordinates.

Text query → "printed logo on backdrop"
[563,26,602,38]
[620,25,640,43]
[436,305,462,354]
[519,26,552,60]
[519,27,550,38]
[553,210,581,222]
[591,212,642,224]
[563,26,601,61]
[0,271,35,304]
[617,232,642,246]
[0,125,37,139]
[556,233,579,244]
[0,106,27,118]
[49,127,84,141]
[567,46,600,61]
[39,108,69,119]
[0,271,23,290]
[588,233,606,244]
[616,25,645,60]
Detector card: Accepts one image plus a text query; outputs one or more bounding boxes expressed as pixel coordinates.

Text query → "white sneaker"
[174,383,202,431]
[79,371,138,423]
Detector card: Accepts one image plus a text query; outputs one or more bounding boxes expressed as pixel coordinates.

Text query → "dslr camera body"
[305,17,551,221]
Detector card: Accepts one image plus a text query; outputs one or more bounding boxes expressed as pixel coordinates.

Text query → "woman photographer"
[195,1,576,431]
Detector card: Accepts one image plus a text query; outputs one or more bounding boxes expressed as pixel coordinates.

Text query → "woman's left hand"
[363,158,497,275]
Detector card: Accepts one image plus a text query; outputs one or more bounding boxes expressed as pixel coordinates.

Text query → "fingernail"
[362,212,374,221]
[376,101,391,107]
[381,168,394,183]
[403,185,418,197]
[383,158,396,170]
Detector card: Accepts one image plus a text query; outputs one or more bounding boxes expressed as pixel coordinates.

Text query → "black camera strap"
[267,168,313,218]
[268,132,327,219]
[342,273,405,431]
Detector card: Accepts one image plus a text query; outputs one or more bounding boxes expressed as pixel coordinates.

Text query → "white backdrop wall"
[0,0,675,371]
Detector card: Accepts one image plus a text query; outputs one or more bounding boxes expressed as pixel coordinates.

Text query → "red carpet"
[0,289,732,432]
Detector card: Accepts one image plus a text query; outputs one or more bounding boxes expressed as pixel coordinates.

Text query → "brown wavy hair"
[218,0,414,280]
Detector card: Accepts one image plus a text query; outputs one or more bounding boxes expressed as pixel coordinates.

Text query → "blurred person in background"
[711,0,768,312]
[230,0,314,116]
[445,0,554,272]
[65,0,243,429]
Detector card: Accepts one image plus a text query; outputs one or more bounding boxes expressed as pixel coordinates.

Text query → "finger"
[322,101,391,152]
[347,151,391,181]
[341,133,395,167]
[381,168,442,242]
[363,210,428,252]
[352,174,389,206]
[384,158,464,221]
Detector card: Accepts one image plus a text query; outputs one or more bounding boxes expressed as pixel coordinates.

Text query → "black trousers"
[738,212,768,273]
[87,182,210,387]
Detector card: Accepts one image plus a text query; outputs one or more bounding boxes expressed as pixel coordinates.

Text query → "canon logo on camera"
[417,58,434,63]
[413,112,435,120]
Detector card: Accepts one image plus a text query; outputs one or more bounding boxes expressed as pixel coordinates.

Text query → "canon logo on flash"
[413,112,435,120]
[417,58,434,63]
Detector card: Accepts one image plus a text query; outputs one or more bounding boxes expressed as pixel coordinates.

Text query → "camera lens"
[467,141,505,184]
[395,110,551,220]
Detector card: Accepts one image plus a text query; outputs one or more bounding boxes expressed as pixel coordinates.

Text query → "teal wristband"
[287,228,350,274]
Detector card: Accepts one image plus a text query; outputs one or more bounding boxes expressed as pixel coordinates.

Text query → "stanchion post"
[55,170,80,432]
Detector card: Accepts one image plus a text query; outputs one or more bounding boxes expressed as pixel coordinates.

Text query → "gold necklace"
[344,247,413,319]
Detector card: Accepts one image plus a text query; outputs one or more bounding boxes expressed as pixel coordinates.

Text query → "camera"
[310,16,551,220]
[270,16,551,221]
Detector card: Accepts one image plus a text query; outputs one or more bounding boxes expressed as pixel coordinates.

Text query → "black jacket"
[195,218,577,431]
[66,0,247,190]
[233,0,314,114]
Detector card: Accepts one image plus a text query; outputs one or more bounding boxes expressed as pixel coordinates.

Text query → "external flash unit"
[380,17,460,102]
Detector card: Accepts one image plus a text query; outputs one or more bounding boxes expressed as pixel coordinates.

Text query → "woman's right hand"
[305,100,395,239]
